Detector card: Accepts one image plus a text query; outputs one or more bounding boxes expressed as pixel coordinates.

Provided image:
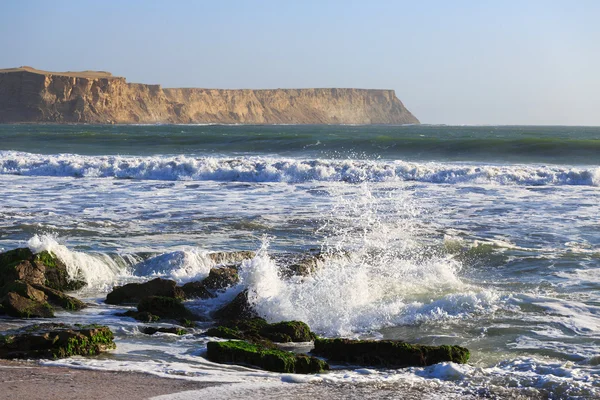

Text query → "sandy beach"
[0,360,218,400]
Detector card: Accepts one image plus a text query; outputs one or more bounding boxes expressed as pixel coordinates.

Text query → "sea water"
[0,124,599,398]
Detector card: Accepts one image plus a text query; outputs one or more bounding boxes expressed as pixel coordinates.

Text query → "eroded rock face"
[212,290,257,321]
[0,68,420,124]
[0,323,115,359]
[105,278,185,305]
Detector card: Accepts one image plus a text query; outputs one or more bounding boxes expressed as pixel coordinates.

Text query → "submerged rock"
[137,296,196,320]
[212,290,257,321]
[105,278,184,305]
[0,323,115,359]
[141,326,187,335]
[312,338,470,367]
[206,340,328,374]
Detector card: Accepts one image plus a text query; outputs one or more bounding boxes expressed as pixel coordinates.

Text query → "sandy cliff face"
[0,67,419,124]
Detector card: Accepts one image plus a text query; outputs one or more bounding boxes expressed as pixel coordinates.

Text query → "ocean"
[0,124,599,399]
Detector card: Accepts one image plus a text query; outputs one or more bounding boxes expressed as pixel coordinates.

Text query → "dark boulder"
[32,284,86,311]
[1,292,54,318]
[141,326,187,335]
[118,310,160,322]
[212,290,257,321]
[137,296,196,320]
[261,321,316,343]
[0,323,115,359]
[105,278,184,305]
[206,340,328,374]
[312,338,470,367]
[180,281,215,299]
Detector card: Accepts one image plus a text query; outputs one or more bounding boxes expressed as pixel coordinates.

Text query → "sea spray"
[27,234,131,290]
[235,184,490,336]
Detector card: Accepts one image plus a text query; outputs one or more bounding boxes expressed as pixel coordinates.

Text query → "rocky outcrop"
[0,323,115,359]
[206,340,328,374]
[312,338,471,367]
[0,248,86,318]
[0,67,419,124]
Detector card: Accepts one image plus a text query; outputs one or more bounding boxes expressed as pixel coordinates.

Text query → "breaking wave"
[1,151,599,186]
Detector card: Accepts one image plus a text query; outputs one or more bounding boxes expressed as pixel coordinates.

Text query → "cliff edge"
[0,67,419,124]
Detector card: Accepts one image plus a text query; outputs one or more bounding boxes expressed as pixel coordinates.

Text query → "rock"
[1,292,54,318]
[212,290,257,321]
[0,281,47,304]
[0,248,85,291]
[312,338,470,367]
[32,284,86,311]
[36,251,86,291]
[180,281,215,300]
[118,310,160,322]
[207,319,316,344]
[208,251,255,266]
[137,296,196,320]
[261,321,316,343]
[206,341,328,374]
[141,326,187,335]
[105,278,184,305]
[0,323,115,359]
[202,266,239,290]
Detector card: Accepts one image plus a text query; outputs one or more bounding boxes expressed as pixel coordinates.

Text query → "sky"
[1,0,599,125]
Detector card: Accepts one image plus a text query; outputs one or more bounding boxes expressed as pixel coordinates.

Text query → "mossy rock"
[1,292,54,318]
[0,281,47,303]
[141,326,187,335]
[0,248,84,291]
[261,321,316,343]
[32,284,86,311]
[206,340,328,374]
[207,318,316,345]
[312,338,470,367]
[106,278,185,305]
[137,296,196,320]
[202,267,239,290]
[0,323,116,359]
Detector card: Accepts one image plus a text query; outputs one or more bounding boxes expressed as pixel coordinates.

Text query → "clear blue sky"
[1,0,599,125]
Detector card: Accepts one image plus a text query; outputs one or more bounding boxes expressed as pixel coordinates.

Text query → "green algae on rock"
[0,323,116,359]
[206,340,329,374]
[206,318,317,344]
[312,338,470,367]
[141,326,187,335]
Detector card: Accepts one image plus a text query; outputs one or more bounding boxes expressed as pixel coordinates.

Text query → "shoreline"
[0,359,220,400]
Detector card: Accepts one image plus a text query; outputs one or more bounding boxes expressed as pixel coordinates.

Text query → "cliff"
[0,67,419,124]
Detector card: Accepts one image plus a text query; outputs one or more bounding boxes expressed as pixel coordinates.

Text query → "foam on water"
[1,151,599,186]
[27,234,130,290]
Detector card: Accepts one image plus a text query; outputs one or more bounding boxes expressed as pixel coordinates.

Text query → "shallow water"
[1,124,599,398]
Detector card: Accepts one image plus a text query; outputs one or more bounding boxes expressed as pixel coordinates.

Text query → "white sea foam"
[1,151,598,185]
[27,234,130,290]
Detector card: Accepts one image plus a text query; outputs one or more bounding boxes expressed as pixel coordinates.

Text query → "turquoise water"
[0,124,599,398]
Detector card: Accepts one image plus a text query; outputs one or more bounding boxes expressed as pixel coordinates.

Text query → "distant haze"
[1,0,598,125]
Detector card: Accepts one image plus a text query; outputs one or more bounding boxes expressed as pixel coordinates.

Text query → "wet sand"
[0,360,219,400]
